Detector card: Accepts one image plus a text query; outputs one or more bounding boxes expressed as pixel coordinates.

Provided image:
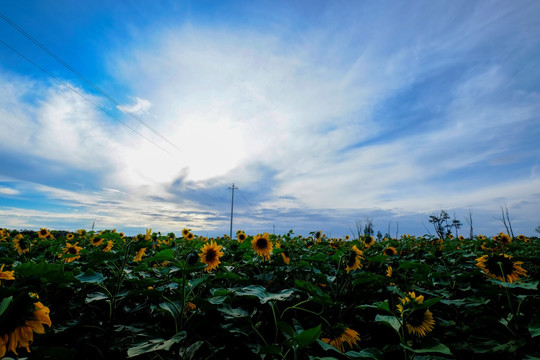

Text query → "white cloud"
[0,186,19,195]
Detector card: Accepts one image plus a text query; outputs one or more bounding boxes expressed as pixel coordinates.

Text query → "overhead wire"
[0,11,182,153]
[0,38,175,157]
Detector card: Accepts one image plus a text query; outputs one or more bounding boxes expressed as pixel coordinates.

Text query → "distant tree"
[535,224,540,234]
[429,210,451,239]
[496,206,515,238]
[363,216,374,237]
[376,231,382,240]
[452,212,462,238]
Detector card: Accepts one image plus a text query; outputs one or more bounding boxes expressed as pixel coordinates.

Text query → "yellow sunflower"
[199,240,224,272]
[181,228,190,238]
[494,232,512,245]
[251,233,273,261]
[6,299,51,356]
[386,265,393,277]
[384,247,397,256]
[103,240,114,252]
[13,235,32,254]
[90,237,104,246]
[397,292,435,337]
[0,264,15,285]
[345,245,364,273]
[37,228,50,239]
[59,242,82,263]
[364,236,375,248]
[66,233,75,241]
[144,228,152,240]
[133,247,147,262]
[321,327,360,352]
[187,232,195,241]
[281,250,290,265]
[236,231,247,243]
[405,309,436,337]
[1,334,8,358]
[476,253,527,283]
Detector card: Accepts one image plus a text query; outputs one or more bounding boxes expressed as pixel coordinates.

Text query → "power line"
[0,38,175,156]
[0,11,181,153]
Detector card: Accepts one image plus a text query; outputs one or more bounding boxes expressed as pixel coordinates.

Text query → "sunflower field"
[0,227,539,359]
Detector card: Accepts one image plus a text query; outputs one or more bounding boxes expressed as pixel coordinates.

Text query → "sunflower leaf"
[126,331,186,357]
[0,296,12,317]
[401,339,452,355]
[148,249,175,262]
[294,324,321,348]
[375,314,401,333]
[218,304,249,319]
[233,285,295,304]
[357,300,393,314]
[487,279,539,290]
[76,270,106,284]
[529,311,540,338]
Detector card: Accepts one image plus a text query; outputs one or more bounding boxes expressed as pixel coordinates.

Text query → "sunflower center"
[385,248,394,255]
[256,238,268,249]
[347,253,357,267]
[68,247,78,254]
[486,255,514,277]
[408,310,427,327]
[205,248,216,261]
[19,241,28,250]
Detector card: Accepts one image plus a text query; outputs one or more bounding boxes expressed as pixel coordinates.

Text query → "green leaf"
[159,302,181,319]
[260,345,282,355]
[375,314,401,333]
[184,340,204,360]
[15,261,76,285]
[344,348,384,359]
[233,285,295,304]
[529,311,540,338]
[149,249,175,262]
[85,292,109,304]
[357,301,393,314]
[487,279,539,290]
[279,321,295,339]
[401,339,452,355]
[218,304,249,319]
[0,296,13,317]
[294,324,321,348]
[76,270,106,284]
[127,331,186,357]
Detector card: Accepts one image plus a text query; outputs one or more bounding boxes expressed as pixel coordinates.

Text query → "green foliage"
[0,228,539,359]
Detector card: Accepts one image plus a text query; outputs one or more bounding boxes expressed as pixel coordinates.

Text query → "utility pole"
[229,183,237,239]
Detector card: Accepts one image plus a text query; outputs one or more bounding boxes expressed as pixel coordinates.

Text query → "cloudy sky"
[1,1,539,237]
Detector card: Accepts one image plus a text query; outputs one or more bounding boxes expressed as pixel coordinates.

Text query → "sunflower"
[133,247,147,262]
[476,253,527,283]
[386,265,393,277]
[252,233,273,261]
[90,237,104,246]
[0,264,15,285]
[345,235,350,241]
[37,228,50,239]
[198,240,224,272]
[6,300,51,356]
[144,228,152,241]
[13,235,32,254]
[77,229,86,236]
[364,236,375,248]
[181,228,190,238]
[1,334,7,357]
[237,231,247,243]
[397,291,435,337]
[281,250,290,265]
[345,245,364,273]
[517,234,527,242]
[66,233,74,241]
[405,309,436,337]
[384,247,397,256]
[185,302,197,312]
[103,240,114,252]
[314,231,323,241]
[494,232,512,245]
[321,327,360,352]
[59,242,82,262]
[187,232,194,241]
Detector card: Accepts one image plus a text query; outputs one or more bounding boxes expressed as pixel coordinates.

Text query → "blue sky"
[1,0,539,237]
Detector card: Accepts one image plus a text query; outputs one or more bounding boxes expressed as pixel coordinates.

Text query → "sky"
[0,0,539,238]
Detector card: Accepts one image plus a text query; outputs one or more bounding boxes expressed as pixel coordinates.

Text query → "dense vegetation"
[1,227,539,359]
